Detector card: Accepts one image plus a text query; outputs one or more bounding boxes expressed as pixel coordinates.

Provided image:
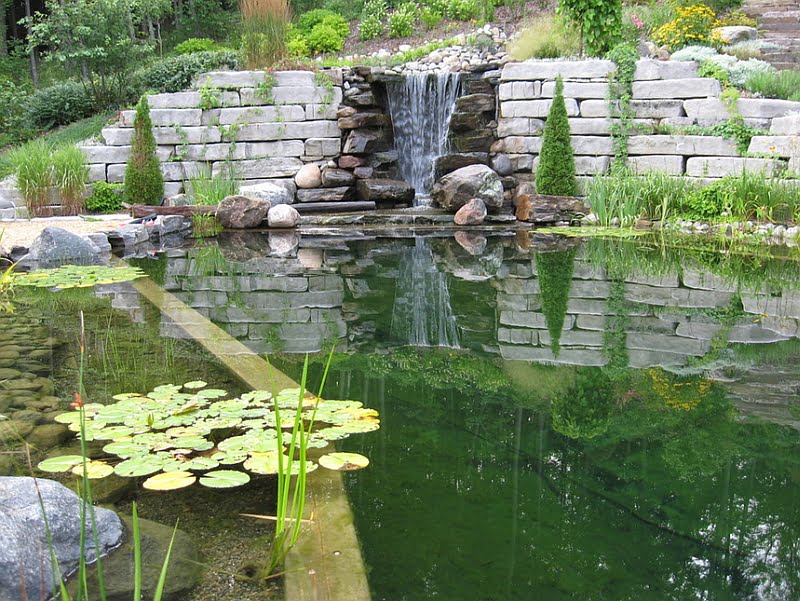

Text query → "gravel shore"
[0,215,131,249]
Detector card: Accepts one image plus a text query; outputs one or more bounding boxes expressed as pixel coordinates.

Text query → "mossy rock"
[0,420,35,444]
[25,424,71,450]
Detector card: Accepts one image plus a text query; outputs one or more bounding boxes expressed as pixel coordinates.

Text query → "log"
[293,201,376,213]
[130,204,217,218]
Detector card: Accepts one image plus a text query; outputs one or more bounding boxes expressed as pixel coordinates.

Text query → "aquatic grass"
[8,139,54,217]
[52,145,89,216]
[186,164,238,205]
[191,214,224,238]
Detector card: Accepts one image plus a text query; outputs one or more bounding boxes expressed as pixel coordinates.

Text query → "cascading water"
[390,238,460,348]
[386,72,462,200]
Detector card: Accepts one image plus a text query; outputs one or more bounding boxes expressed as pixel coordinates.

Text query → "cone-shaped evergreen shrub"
[125,96,164,205]
[536,76,576,196]
[536,247,576,358]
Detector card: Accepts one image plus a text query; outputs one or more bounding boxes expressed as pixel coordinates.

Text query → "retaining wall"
[493,59,800,190]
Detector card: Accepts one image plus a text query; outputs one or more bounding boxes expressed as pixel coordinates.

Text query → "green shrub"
[124,96,164,206]
[446,0,480,21]
[25,82,95,131]
[536,77,576,197]
[682,173,798,222]
[717,9,756,27]
[307,23,346,53]
[85,181,124,213]
[389,3,416,38]
[136,51,239,93]
[509,14,580,60]
[8,139,54,217]
[174,38,222,54]
[297,8,337,33]
[359,0,386,40]
[744,69,800,101]
[420,7,443,28]
[0,79,32,147]
[559,0,623,55]
[52,144,88,216]
[536,248,576,358]
[684,179,728,219]
[287,32,311,56]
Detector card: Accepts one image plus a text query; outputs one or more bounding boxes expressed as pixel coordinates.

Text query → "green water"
[7,231,800,600]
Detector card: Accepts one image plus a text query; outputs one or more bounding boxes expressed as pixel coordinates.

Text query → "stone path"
[744,0,800,70]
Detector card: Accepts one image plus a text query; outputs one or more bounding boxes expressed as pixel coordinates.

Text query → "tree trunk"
[24,0,39,88]
[0,0,8,56]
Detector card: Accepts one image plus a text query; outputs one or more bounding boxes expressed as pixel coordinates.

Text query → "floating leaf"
[71,460,114,479]
[182,457,220,471]
[38,455,85,473]
[211,450,248,465]
[13,265,146,289]
[143,471,196,491]
[199,470,251,488]
[183,381,207,390]
[319,453,370,471]
[103,440,149,458]
[115,456,166,477]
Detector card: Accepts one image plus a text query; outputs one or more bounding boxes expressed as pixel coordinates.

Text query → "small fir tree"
[125,95,164,205]
[536,76,576,197]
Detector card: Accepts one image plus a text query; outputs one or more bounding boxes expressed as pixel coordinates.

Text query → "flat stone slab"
[686,156,785,177]
[627,135,739,156]
[632,78,721,99]
[501,60,616,81]
[634,59,698,81]
[748,135,800,157]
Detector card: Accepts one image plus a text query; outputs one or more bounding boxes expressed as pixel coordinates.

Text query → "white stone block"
[246,141,305,158]
[501,60,616,81]
[534,155,609,175]
[181,143,247,161]
[304,138,340,157]
[508,154,535,171]
[88,164,106,182]
[738,98,800,119]
[632,78,721,99]
[579,100,610,117]
[501,98,580,118]
[501,136,542,153]
[80,145,132,164]
[634,59,698,81]
[631,100,686,118]
[497,118,544,137]
[147,91,240,109]
[770,114,800,135]
[195,70,267,89]
[120,108,202,127]
[101,127,133,146]
[541,81,608,99]
[748,135,800,157]
[241,86,343,106]
[218,105,305,124]
[218,158,303,179]
[686,156,785,177]
[572,135,614,155]
[684,98,729,120]
[498,81,541,100]
[306,104,339,120]
[567,118,613,135]
[106,164,126,183]
[627,135,739,156]
[627,155,685,174]
[161,161,204,182]
[153,126,222,145]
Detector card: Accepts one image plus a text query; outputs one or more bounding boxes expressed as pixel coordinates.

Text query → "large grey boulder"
[0,476,124,601]
[239,182,293,206]
[23,227,104,267]
[216,195,269,229]
[431,165,504,212]
[713,26,757,44]
[267,204,301,228]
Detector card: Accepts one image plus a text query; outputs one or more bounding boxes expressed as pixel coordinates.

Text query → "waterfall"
[386,72,462,198]
[390,238,460,348]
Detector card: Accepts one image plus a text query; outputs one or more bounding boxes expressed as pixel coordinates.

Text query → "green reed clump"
[8,139,54,217]
[52,145,89,216]
[744,69,800,101]
[187,164,238,205]
[240,0,290,69]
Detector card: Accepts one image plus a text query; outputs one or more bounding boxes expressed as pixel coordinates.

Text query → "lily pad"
[71,460,114,479]
[115,456,166,477]
[38,455,85,473]
[183,380,208,390]
[13,265,146,289]
[143,471,197,491]
[318,453,370,471]
[199,470,251,488]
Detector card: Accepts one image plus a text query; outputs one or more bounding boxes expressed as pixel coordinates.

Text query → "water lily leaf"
[243,451,283,475]
[172,437,213,451]
[92,425,136,440]
[196,388,228,399]
[318,453,370,471]
[38,455,85,472]
[103,440,149,458]
[199,470,251,489]
[240,391,271,403]
[183,380,208,390]
[182,457,220,471]
[112,393,145,401]
[337,420,381,434]
[54,412,82,424]
[71,460,114,479]
[143,471,196,491]
[115,456,166,477]
[13,265,146,289]
[211,451,248,465]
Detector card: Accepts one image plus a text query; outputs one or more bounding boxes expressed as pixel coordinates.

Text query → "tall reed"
[187,164,238,205]
[240,0,291,69]
[8,139,54,217]
[52,145,89,216]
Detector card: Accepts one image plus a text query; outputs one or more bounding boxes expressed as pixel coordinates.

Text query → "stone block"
[682,269,737,292]
[496,278,539,294]
[217,106,305,124]
[498,81,541,100]
[249,276,308,292]
[627,332,709,355]
[566,299,612,315]
[628,349,689,368]
[499,310,575,329]
[154,127,222,145]
[770,115,800,135]
[533,155,609,175]
[106,164,125,183]
[120,108,202,127]
[501,99,580,118]
[626,272,680,287]
[569,279,611,298]
[233,121,341,141]
[497,118,544,137]
[627,135,739,156]
[579,100,610,118]
[304,138,341,158]
[631,100,686,118]
[161,161,204,182]
[80,145,132,164]
[269,86,343,106]
[624,283,732,308]
[101,128,133,146]
[634,59,698,81]
[747,136,800,157]
[541,81,608,99]
[567,118,612,135]
[742,294,800,319]
[571,136,614,155]
[88,164,106,182]
[498,327,539,345]
[501,136,542,154]
[685,156,785,177]
[508,154,534,172]
[180,143,246,161]
[215,157,302,179]
[540,329,604,347]
[196,71,267,88]
[501,60,616,81]
[147,91,240,109]
[627,155,685,174]
[675,321,723,341]
[245,141,305,158]
[499,345,607,366]
[306,104,338,120]
[683,98,729,120]
[738,98,800,119]
[632,78,721,99]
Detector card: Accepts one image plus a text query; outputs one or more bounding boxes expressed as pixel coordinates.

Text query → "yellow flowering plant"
[652,3,719,50]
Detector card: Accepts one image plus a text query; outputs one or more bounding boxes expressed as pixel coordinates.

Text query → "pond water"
[5,230,800,600]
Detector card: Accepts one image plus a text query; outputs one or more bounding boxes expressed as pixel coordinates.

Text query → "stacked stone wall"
[494,59,800,190]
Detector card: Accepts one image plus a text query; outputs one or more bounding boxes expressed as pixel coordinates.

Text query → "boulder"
[713,26,757,44]
[433,153,489,179]
[267,204,301,228]
[164,194,191,207]
[294,164,322,189]
[296,187,355,202]
[321,168,356,187]
[216,195,270,229]
[491,154,513,176]
[454,231,487,256]
[338,155,367,169]
[269,231,300,256]
[0,476,124,601]
[342,129,391,154]
[456,94,495,113]
[23,227,104,267]
[431,165,504,212]
[356,179,414,203]
[454,198,487,226]
[239,182,293,206]
[515,193,588,224]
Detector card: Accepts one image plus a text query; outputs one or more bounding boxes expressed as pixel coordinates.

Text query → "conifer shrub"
[536,77,576,197]
[124,96,164,206]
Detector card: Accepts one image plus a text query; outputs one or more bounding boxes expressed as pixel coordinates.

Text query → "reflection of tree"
[535,248,576,357]
[551,367,615,439]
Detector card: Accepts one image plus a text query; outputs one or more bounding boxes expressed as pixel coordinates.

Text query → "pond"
[4,230,800,601]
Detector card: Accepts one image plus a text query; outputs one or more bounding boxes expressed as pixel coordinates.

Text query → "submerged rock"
[432,164,503,211]
[269,231,300,256]
[216,195,269,229]
[0,476,124,601]
[454,231,487,256]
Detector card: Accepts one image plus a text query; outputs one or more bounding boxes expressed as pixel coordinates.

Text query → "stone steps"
[744,0,800,67]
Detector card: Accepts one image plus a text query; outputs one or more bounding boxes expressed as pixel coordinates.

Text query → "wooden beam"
[130,205,217,218]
